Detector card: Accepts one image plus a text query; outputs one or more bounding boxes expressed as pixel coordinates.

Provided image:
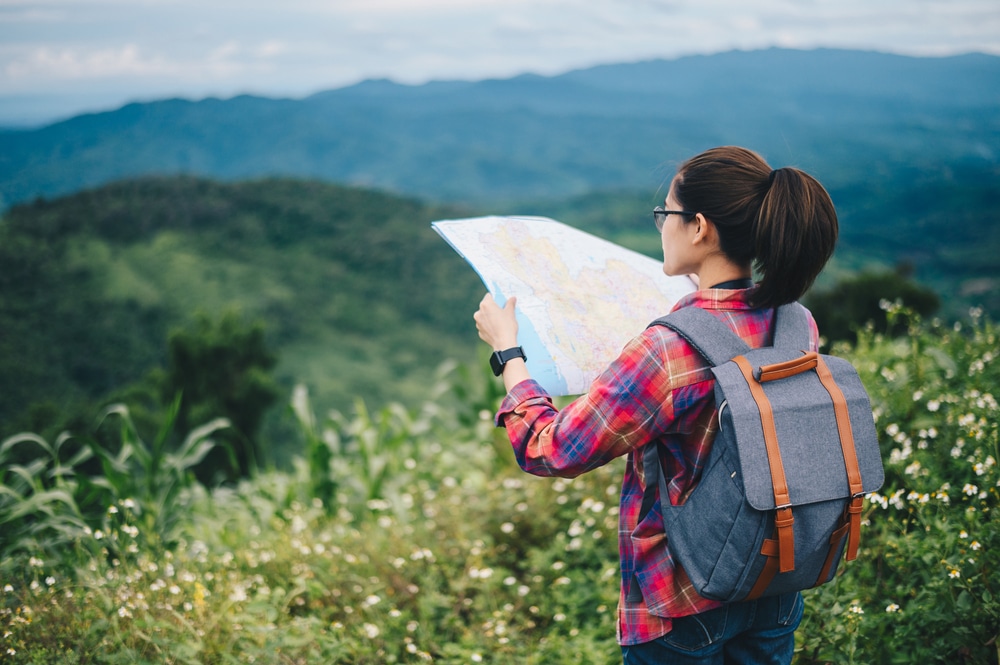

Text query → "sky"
[1,0,999,126]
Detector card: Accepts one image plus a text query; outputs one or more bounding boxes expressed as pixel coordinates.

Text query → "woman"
[473,146,838,664]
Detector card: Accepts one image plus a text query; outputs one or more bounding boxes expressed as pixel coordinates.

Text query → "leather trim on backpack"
[734,354,796,574]
[815,355,866,561]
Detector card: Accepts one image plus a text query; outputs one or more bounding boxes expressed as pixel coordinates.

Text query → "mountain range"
[2,48,998,208]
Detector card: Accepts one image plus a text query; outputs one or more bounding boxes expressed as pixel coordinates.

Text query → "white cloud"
[0,0,997,123]
[3,44,180,80]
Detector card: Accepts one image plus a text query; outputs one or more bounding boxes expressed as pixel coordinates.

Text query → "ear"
[691,213,716,246]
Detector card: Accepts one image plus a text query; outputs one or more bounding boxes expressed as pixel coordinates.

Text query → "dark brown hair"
[673,146,838,308]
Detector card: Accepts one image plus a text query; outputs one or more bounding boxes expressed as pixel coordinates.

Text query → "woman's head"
[670,146,838,308]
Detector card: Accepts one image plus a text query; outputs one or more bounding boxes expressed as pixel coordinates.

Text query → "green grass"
[2,310,998,664]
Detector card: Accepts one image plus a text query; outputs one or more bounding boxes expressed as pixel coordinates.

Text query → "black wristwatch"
[490,346,527,376]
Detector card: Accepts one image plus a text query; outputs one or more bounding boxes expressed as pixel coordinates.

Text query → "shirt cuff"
[495,379,552,427]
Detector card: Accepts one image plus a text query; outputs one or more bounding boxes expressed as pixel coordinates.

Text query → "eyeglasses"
[653,206,696,232]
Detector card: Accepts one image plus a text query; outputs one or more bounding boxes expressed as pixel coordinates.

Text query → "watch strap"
[490,346,527,376]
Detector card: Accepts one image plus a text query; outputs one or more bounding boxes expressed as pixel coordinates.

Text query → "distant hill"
[1,48,997,208]
[3,169,998,444]
[0,177,485,438]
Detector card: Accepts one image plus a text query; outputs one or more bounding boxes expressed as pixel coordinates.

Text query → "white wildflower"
[868,492,889,510]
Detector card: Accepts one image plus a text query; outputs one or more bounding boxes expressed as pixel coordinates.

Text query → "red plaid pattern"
[496,288,819,645]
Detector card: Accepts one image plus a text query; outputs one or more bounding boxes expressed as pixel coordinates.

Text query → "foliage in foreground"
[1,309,998,664]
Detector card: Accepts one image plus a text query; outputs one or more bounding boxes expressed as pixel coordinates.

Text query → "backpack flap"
[713,347,884,512]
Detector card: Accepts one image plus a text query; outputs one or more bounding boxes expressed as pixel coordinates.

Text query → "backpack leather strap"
[815,355,866,561]
[747,538,781,600]
[734,354,796,573]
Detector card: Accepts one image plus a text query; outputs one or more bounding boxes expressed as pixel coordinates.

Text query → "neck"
[697,258,751,291]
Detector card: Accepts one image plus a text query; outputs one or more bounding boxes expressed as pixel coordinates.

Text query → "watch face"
[490,351,504,376]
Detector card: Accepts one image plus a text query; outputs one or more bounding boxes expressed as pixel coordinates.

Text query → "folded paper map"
[432,215,696,396]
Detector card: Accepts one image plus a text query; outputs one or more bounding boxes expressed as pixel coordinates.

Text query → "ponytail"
[753,167,838,308]
[673,146,838,308]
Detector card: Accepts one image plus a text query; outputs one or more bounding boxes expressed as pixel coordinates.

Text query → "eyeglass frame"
[653,206,697,232]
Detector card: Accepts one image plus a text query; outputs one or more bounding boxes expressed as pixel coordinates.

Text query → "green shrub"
[797,305,999,664]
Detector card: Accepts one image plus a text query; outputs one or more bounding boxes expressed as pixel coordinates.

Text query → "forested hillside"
[2,165,998,449]
[0,177,484,444]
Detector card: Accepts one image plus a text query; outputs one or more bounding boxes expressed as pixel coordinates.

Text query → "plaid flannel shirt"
[495,288,819,646]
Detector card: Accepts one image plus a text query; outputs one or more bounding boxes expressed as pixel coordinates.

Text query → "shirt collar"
[670,286,759,314]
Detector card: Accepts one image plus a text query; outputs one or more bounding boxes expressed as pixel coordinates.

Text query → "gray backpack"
[642,303,884,602]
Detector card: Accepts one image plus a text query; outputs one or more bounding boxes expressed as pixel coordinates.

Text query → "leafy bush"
[797,304,999,664]
[0,400,227,572]
[2,308,998,663]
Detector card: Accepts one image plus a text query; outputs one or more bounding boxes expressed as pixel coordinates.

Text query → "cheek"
[661,236,679,273]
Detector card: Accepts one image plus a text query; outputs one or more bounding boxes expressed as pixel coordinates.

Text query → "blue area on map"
[491,286,569,396]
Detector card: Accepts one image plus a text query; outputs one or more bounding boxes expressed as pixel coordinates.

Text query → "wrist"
[490,346,527,377]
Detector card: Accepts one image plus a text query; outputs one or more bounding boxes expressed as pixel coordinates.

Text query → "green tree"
[161,310,280,481]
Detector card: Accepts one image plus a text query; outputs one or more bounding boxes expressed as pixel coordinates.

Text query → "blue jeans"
[621,592,804,665]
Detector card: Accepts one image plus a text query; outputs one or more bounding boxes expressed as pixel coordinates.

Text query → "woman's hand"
[475,293,530,389]
[474,293,519,350]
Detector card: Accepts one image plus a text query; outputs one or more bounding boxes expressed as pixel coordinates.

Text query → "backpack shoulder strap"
[772,302,813,351]
[648,306,751,366]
